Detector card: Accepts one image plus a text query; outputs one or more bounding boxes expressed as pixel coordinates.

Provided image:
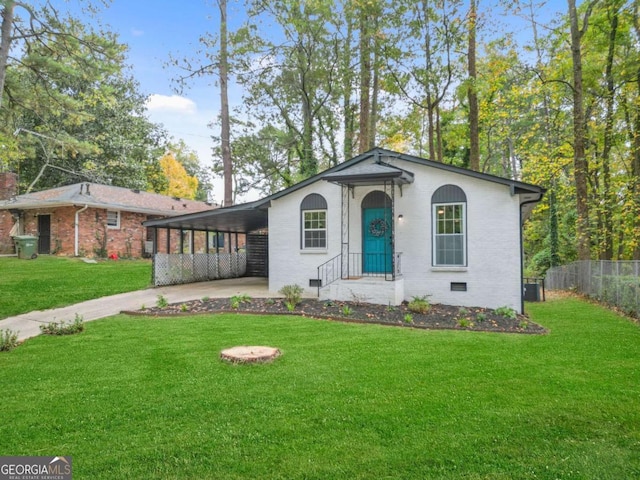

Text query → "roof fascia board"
[375,148,545,194]
[142,198,270,227]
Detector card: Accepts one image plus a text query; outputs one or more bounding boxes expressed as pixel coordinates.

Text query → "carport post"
[152,227,158,254]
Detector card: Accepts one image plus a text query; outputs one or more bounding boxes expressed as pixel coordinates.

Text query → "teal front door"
[362,207,392,273]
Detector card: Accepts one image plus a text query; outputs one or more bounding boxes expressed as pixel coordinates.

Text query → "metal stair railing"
[316,254,342,296]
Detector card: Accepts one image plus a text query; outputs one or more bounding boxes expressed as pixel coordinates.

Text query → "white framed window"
[303,209,327,249]
[106,210,120,229]
[433,203,466,266]
[431,185,467,267]
[301,194,328,250]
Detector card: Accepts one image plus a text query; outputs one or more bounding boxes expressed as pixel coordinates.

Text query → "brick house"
[0,172,218,258]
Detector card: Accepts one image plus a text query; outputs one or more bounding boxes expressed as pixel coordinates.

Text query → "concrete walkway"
[1,277,283,342]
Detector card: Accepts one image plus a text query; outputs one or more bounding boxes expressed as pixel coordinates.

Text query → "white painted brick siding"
[269,180,342,295]
[269,156,524,312]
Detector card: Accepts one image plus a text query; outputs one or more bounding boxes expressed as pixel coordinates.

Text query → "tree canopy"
[2,0,639,267]
[0,1,205,197]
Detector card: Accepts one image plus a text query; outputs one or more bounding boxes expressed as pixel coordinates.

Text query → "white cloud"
[146,94,197,115]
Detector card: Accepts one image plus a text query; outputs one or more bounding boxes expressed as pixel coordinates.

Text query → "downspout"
[519,195,544,314]
[74,204,89,256]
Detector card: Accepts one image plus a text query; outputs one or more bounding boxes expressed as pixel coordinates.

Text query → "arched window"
[300,194,327,249]
[431,185,467,266]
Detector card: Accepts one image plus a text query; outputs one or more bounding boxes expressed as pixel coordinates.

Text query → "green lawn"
[0,297,638,479]
[0,256,151,319]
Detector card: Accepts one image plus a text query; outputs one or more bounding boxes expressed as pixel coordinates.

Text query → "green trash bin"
[14,235,38,259]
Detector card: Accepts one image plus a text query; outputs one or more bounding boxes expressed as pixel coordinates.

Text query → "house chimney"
[0,172,18,200]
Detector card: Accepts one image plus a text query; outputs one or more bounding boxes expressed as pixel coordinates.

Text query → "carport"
[142,199,270,286]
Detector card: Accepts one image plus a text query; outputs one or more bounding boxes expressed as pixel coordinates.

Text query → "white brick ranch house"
[144,148,544,313]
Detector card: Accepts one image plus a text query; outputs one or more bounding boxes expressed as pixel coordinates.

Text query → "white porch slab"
[320,277,405,306]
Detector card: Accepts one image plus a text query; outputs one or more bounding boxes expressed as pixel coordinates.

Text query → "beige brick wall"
[0,210,17,254]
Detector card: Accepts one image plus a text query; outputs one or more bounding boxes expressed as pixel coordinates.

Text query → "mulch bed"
[128,297,548,334]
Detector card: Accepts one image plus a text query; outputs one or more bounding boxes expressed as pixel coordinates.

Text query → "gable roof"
[143,147,545,233]
[0,182,215,217]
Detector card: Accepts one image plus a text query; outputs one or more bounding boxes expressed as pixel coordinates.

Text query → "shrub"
[495,306,517,319]
[285,302,296,312]
[403,313,414,324]
[156,295,168,308]
[180,303,189,312]
[408,295,431,314]
[279,284,303,308]
[475,312,487,322]
[230,294,251,310]
[40,314,84,336]
[457,318,474,328]
[0,329,19,352]
[341,305,353,316]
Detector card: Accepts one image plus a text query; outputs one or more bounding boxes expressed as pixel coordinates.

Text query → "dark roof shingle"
[0,182,215,216]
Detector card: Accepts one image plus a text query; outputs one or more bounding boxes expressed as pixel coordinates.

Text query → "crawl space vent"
[451,282,467,292]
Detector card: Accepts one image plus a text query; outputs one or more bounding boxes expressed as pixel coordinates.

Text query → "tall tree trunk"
[218,0,233,206]
[358,8,371,153]
[423,0,436,160]
[568,0,594,261]
[549,186,560,267]
[369,16,379,151]
[427,98,436,160]
[300,83,315,176]
[632,5,640,260]
[599,0,619,260]
[467,0,480,171]
[0,1,15,110]
[634,67,640,260]
[343,13,354,161]
[436,105,443,162]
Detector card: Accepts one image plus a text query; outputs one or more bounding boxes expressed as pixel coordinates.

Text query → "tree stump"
[220,346,281,364]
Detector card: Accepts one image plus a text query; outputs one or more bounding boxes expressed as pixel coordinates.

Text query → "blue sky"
[71,0,245,202]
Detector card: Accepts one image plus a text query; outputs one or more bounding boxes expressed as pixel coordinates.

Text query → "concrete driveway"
[1,277,280,342]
